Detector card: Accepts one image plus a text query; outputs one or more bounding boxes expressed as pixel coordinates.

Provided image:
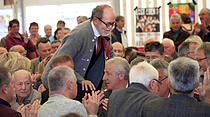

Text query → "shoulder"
[31,57,39,63]
[0,104,22,117]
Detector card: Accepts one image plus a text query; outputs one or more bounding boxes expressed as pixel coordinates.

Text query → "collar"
[116,27,123,32]
[91,21,100,38]
[0,98,11,107]
[169,94,197,101]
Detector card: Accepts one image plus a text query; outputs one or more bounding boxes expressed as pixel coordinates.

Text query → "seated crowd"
[0,4,210,117]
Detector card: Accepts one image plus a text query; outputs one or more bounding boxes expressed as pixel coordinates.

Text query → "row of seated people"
[0,4,210,117]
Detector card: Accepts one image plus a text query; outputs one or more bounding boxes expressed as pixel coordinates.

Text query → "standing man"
[42,4,115,91]
[111,16,128,47]
[44,25,54,42]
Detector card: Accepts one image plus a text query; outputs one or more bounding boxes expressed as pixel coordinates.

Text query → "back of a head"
[169,57,199,93]
[151,58,169,76]
[144,41,164,55]
[144,38,158,47]
[106,57,130,80]
[0,52,22,66]
[48,66,75,92]
[129,61,158,86]
[125,46,138,57]
[162,38,175,47]
[178,41,198,57]
[50,54,74,68]
[0,67,10,89]
[181,13,192,24]
[184,35,203,45]
[195,42,210,58]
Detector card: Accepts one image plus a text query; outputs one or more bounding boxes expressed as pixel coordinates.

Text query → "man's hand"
[81,80,95,91]
[25,100,41,117]
[101,98,109,110]
[199,67,210,103]
[82,91,104,115]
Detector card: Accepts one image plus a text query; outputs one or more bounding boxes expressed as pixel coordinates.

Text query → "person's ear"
[1,84,9,95]
[119,72,125,81]
[66,80,73,90]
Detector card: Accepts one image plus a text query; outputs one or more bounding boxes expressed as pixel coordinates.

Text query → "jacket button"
[83,68,86,71]
[90,49,93,52]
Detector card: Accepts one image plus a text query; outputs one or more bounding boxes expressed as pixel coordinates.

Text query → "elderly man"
[195,42,210,73]
[0,67,21,116]
[163,13,190,50]
[195,8,210,42]
[178,41,200,59]
[9,45,27,57]
[31,37,52,74]
[12,69,41,110]
[142,57,210,117]
[38,66,100,117]
[107,61,159,117]
[162,38,177,59]
[42,5,115,92]
[98,57,129,117]
[111,16,128,47]
[44,25,54,41]
[144,41,165,62]
[112,42,125,57]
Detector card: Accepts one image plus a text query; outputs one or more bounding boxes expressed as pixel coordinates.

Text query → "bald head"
[112,42,125,57]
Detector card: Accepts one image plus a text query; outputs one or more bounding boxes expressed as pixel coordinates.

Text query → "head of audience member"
[151,58,169,97]
[36,37,51,60]
[162,38,175,57]
[195,42,210,72]
[44,25,52,38]
[144,42,164,62]
[178,41,199,59]
[0,47,7,56]
[130,57,145,68]
[91,4,115,36]
[0,52,22,66]
[9,45,26,57]
[57,20,65,28]
[77,16,88,24]
[9,19,20,34]
[13,69,32,103]
[129,61,159,94]
[63,27,71,36]
[170,13,182,32]
[112,42,125,57]
[29,22,39,36]
[0,67,16,105]
[103,57,129,90]
[50,54,74,69]
[115,16,125,30]
[168,57,199,96]
[143,38,158,47]
[5,56,31,74]
[51,40,61,53]
[54,28,64,41]
[124,46,138,61]
[128,51,145,64]
[48,66,77,99]
[184,35,203,45]
[199,8,210,25]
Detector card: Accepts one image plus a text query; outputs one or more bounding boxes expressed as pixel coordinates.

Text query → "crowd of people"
[0,4,210,117]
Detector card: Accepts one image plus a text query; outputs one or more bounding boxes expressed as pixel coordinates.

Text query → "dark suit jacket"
[98,89,112,117]
[107,83,159,117]
[142,94,210,117]
[163,29,190,50]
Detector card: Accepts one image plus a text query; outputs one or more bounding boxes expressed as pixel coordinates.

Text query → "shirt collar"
[0,98,11,107]
[91,21,100,37]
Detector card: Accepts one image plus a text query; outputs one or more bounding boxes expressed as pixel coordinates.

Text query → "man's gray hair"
[106,57,130,80]
[151,58,169,76]
[170,13,181,24]
[169,57,199,93]
[162,38,175,47]
[48,66,75,92]
[13,69,32,83]
[178,41,198,57]
[129,61,158,86]
[195,42,210,58]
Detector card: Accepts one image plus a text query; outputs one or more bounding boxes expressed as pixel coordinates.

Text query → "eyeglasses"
[153,76,168,84]
[196,57,207,62]
[199,13,208,16]
[95,17,115,27]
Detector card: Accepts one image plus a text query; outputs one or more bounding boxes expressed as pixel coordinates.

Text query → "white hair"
[162,38,175,47]
[129,61,158,86]
[170,13,182,24]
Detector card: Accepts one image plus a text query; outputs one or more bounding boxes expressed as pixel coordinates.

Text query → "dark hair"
[181,13,192,24]
[115,16,124,22]
[9,19,19,28]
[0,67,10,88]
[91,4,111,20]
[36,37,50,49]
[29,22,39,30]
[125,47,139,58]
[54,28,62,40]
[128,51,145,64]
[57,20,65,26]
[50,54,74,68]
[51,40,61,44]
[144,42,164,55]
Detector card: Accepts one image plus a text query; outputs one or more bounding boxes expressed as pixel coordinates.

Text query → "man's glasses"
[195,57,207,62]
[95,17,115,27]
[153,76,168,84]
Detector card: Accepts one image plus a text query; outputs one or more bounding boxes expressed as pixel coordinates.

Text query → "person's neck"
[170,89,194,97]
[50,91,71,99]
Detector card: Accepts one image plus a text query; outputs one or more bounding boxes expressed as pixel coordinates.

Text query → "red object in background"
[138,46,144,52]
